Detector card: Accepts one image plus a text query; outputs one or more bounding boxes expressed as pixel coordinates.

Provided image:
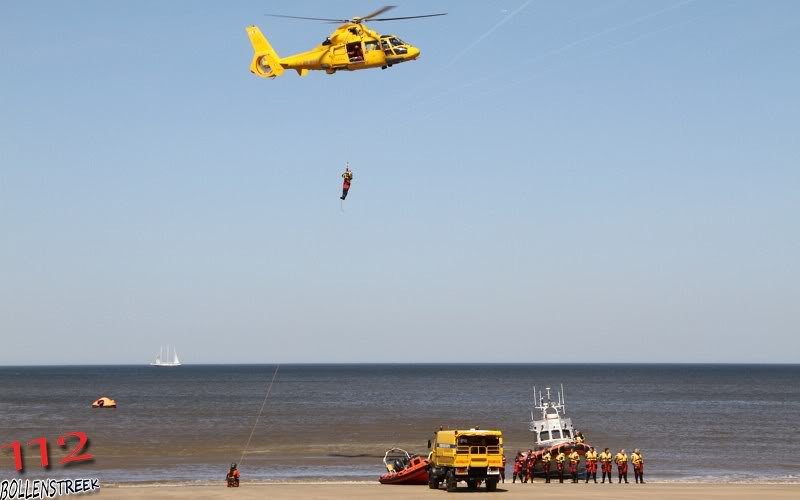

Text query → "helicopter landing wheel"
[381,65,387,70]
[326,68,336,75]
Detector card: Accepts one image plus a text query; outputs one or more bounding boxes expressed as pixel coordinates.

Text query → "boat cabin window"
[562,430,572,438]
[545,407,558,415]
[551,430,562,439]
[539,431,550,441]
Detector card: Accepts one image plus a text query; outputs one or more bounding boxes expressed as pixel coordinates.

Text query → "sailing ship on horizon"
[150,345,181,367]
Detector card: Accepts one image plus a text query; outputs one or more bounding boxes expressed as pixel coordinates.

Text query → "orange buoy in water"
[91,396,117,408]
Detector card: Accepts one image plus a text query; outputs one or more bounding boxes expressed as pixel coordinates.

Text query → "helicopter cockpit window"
[381,39,394,55]
[388,38,407,54]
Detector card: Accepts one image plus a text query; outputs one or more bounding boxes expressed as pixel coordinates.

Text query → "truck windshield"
[456,436,500,447]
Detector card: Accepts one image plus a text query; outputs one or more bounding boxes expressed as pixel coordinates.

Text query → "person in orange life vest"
[525,451,536,484]
[512,452,523,483]
[520,450,529,483]
[340,166,353,200]
[615,449,629,484]
[584,446,598,483]
[226,463,240,487]
[555,450,566,483]
[542,450,552,483]
[567,448,580,483]
[599,448,613,484]
[632,449,645,484]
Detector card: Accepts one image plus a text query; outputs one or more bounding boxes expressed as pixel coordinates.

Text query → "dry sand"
[99,482,799,499]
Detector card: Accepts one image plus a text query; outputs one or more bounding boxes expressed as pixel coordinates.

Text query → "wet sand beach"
[99,483,799,499]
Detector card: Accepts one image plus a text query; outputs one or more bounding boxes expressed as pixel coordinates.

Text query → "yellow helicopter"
[245,6,446,78]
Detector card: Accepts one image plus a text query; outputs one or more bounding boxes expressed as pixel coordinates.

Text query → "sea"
[0,364,798,485]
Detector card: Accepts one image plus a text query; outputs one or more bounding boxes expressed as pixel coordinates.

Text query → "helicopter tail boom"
[246,26,285,78]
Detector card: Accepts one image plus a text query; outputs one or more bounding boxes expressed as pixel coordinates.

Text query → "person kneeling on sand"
[227,463,240,487]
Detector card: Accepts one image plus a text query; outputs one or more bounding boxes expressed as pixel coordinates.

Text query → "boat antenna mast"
[532,385,551,412]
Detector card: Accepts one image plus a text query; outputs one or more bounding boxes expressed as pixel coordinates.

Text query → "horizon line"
[1,361,798,368]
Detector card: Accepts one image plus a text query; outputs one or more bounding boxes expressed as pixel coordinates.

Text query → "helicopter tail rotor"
[246,26,285,78]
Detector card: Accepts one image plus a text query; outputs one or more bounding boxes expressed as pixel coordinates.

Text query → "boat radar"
[150,345,181,367]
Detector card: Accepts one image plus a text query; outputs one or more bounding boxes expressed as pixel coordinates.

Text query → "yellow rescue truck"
[427,428,503,492]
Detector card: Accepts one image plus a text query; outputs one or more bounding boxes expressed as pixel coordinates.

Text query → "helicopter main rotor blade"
[361,5,396,21]
[369,13,448,21]
[265,14,349,22]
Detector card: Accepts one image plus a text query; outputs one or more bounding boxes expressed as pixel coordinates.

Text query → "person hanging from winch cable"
[340,164,353,200]
[226,463,240,487]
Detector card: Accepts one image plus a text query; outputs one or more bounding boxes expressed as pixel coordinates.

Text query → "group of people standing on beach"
[505,447,645,485]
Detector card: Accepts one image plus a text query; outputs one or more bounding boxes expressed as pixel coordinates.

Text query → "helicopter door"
[331,45,349,67]
[346,42,364,63]
[363,40,382,65]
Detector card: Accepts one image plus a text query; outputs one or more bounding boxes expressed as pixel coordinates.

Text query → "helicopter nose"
[408,46,420,59]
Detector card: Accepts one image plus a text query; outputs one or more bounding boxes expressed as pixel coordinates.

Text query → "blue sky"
[1,1,798,364]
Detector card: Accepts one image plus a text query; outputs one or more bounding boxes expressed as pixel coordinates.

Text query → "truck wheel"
[445,471,457,492]
[466,479,477,489]
[486,479,498,492]
[428,473,439,489]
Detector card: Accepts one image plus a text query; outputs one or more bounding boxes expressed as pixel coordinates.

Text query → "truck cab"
[427,428,503,492]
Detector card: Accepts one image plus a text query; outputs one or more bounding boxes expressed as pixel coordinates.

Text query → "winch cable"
[239,364,281,467]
